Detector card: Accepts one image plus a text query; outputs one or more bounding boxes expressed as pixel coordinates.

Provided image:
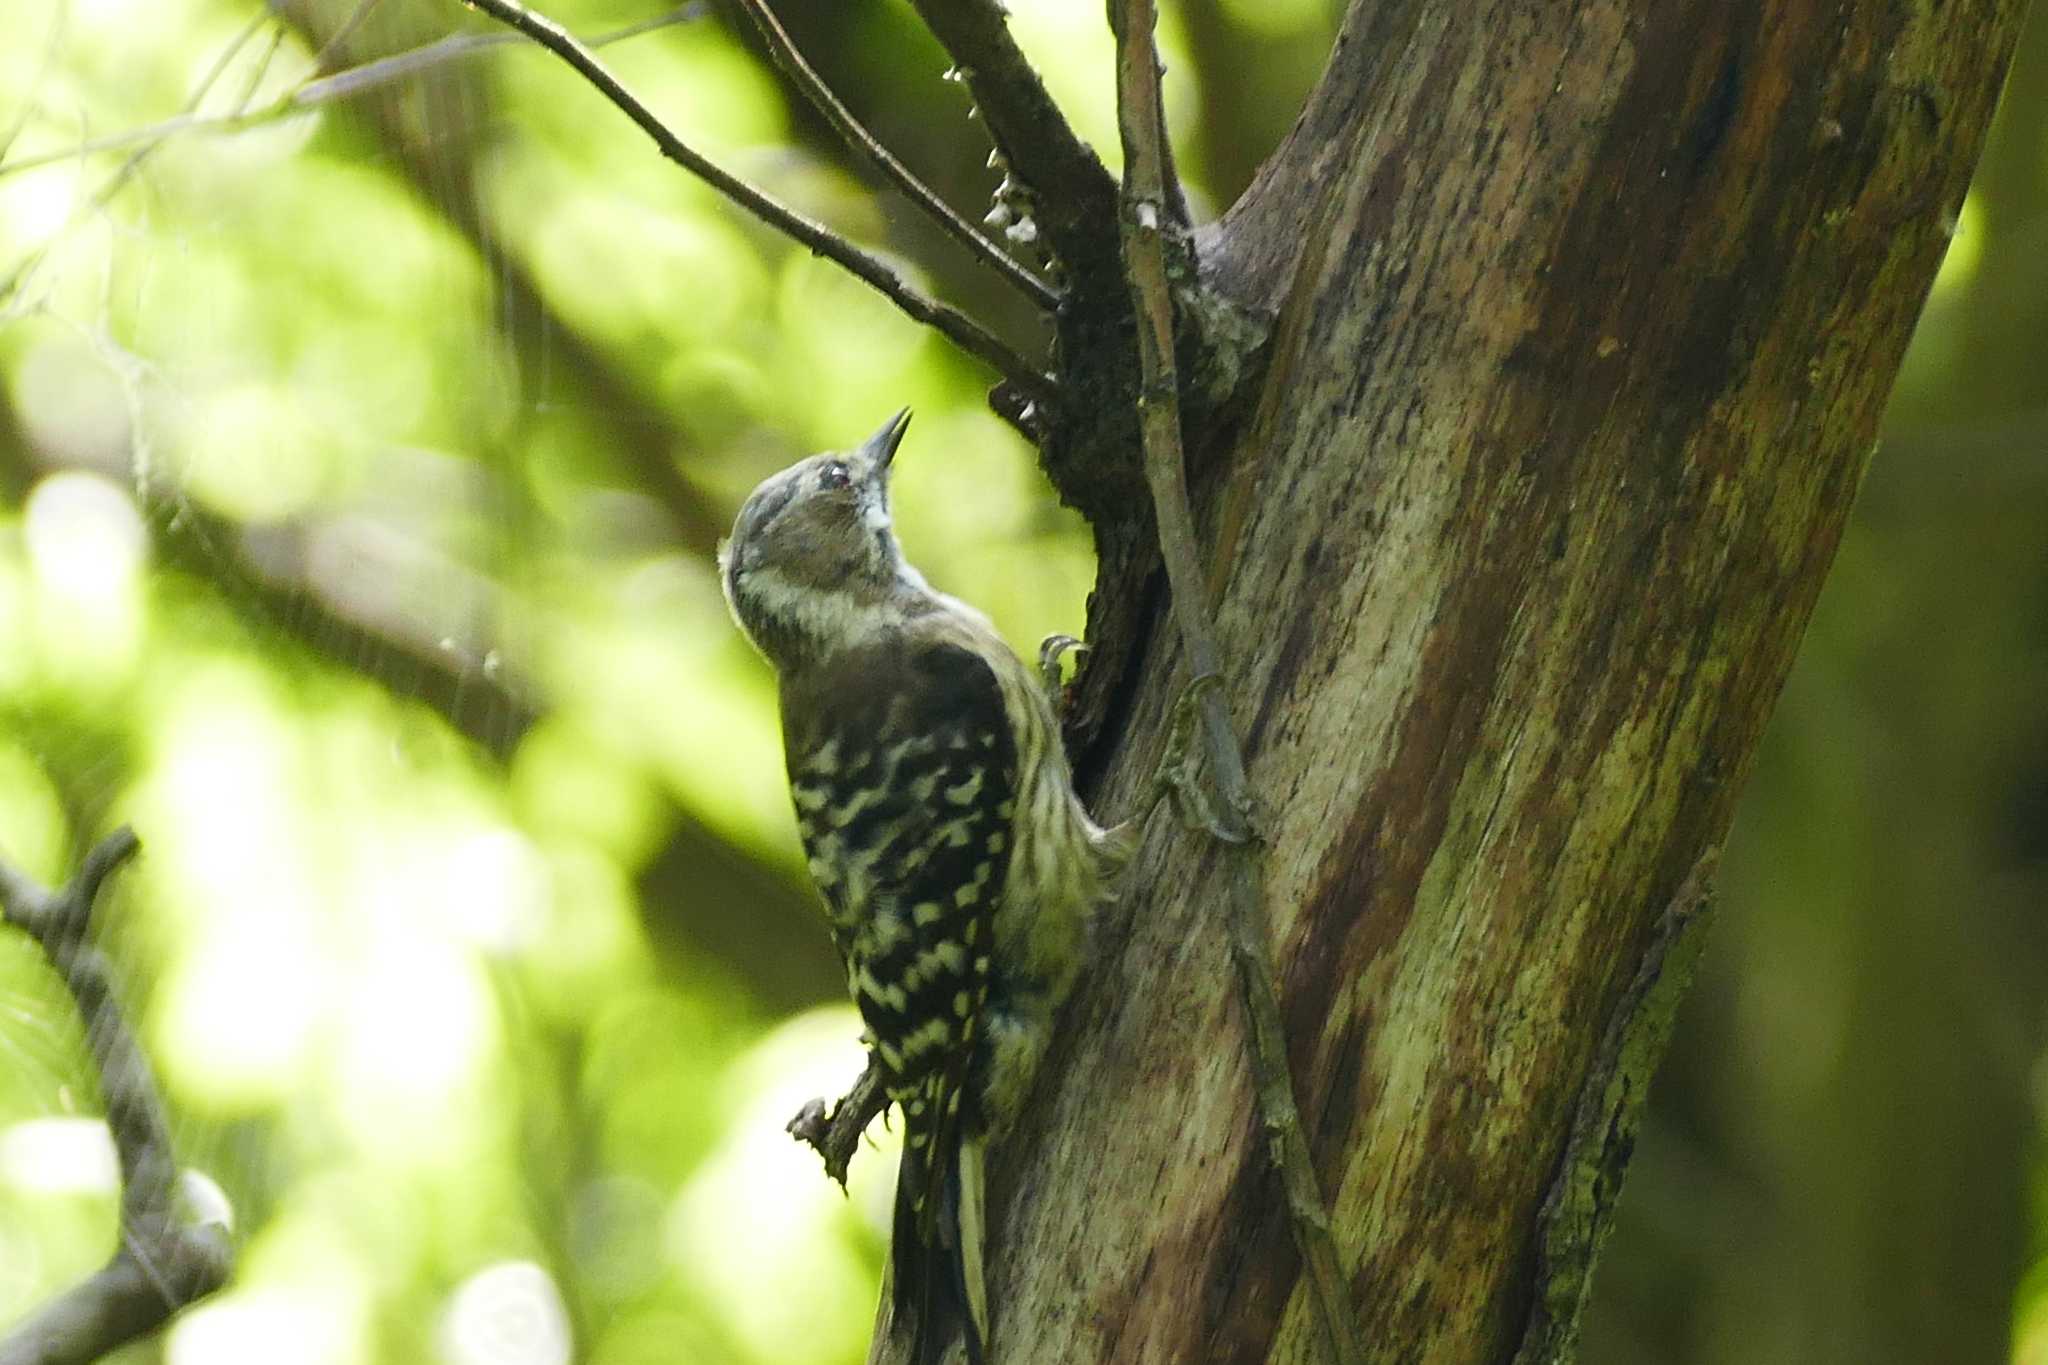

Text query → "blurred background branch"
[0,830,232,1364]
[0,8,706,184]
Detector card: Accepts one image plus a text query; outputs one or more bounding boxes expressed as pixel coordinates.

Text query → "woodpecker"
[721,410,1130,1363]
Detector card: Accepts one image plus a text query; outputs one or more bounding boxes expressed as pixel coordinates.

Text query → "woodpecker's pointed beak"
[859,408,913,475]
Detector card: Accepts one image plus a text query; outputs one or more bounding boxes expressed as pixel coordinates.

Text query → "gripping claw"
[1149,673,1250,842]
[1038,634,1087,706]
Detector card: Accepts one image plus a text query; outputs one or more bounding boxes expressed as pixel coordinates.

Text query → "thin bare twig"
[1110,3,1365,1362]
[0,2,68,166]
[308,0,390,75]
[229,24,291,115]
[730,0,1059,313]
[197,12,276,115]
[456,0,1054,403]
[262,0,738,557]
[1,11,273,312]
[0,831,233,1365]
[0,8,705,183]
[298,5,700,103]
[903,0,1119,273]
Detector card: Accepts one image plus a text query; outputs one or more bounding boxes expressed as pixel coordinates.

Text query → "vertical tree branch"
[1109,2,1364,1361]
[0,831,233,1365]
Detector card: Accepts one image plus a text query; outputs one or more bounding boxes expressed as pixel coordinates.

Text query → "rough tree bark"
[972,2,2026,1362]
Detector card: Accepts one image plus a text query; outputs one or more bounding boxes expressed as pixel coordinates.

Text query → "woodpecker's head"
[721,409,925,669]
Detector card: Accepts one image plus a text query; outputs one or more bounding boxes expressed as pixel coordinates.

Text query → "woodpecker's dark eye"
[819,461,851,491]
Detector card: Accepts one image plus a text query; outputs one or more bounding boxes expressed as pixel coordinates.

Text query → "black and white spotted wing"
[778,635,1017,1203]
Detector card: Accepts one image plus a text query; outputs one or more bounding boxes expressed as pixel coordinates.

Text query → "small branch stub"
[787,1057,889,1191]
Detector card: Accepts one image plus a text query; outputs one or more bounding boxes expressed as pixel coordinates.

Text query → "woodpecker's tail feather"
[891,1134,988,1365]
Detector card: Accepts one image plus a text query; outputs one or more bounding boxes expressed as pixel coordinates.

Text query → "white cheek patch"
[739,566,911,652]
[860,489,892,533]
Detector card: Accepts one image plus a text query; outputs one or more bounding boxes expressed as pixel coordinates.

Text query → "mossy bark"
[967,1,2029,1361]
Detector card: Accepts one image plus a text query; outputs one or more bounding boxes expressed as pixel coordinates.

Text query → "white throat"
[737,565,927,660]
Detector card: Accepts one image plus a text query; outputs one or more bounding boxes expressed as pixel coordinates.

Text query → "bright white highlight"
[167,1285,366,1365]
[157,917,326,1110]
[329,934,493,1159]
[438,1260,573,1365]
[179,1168,237,1234]
[435,826,548,952]
[0,162,80,245]
[9,339,131,469]
[668,1009,884,1360]
[23,471,146,606]
[0,1117,116,1196]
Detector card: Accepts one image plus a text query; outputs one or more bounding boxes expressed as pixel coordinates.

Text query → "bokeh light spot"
[330,934,495,1161]
[0,1117,116,1196]
[668,1009,887,1360]
[439,1260,573,1365]
[156,918,327,1112]
[8,335,132,471]
[23,471,146,607]
[0,741,71,885]
[167,1284,368,1365]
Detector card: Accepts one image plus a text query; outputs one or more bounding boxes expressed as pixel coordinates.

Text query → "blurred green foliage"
[0,1,2041,1362]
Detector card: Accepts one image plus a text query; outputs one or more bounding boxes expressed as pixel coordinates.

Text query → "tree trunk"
[983,2,2028,1361]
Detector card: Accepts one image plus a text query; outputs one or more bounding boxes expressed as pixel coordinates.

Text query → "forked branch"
[1109,2,1364,1361]
[456,0,1054,403]
[0,830,233,1365]
[730,0,1059,312]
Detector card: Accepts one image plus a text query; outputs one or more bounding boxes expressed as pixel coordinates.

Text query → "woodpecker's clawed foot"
[1038,633,1087,710]
[787,1056,891,1191]
[1149,674,1254,844]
